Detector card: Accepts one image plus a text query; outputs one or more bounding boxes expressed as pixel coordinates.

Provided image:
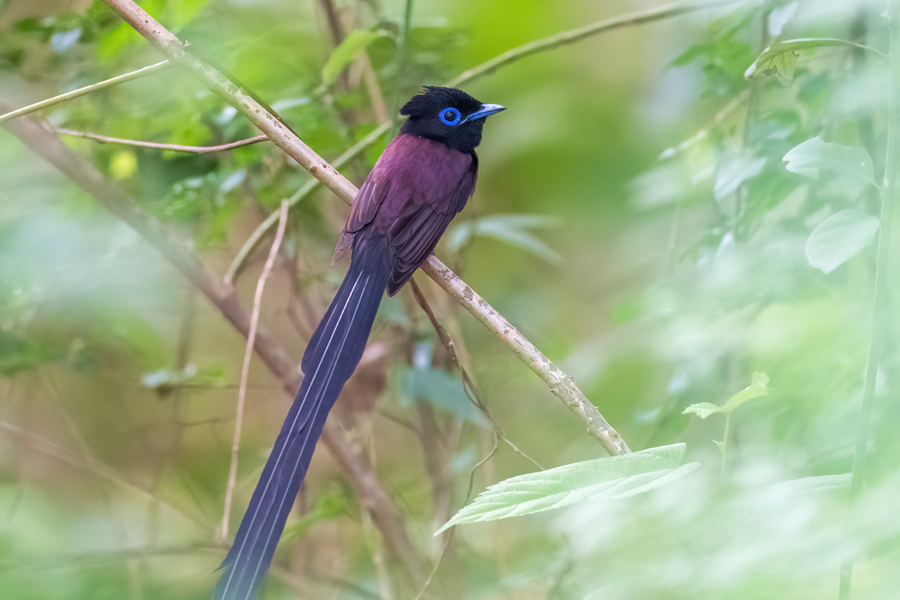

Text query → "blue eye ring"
[439,107,461,126]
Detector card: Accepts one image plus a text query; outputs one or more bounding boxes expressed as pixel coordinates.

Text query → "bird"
[214,86,505,600]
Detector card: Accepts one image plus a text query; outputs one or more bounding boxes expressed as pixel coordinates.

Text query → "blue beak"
[463,103,506,123]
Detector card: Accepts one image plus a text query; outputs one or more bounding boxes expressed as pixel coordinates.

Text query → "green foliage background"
[2,0,900,599]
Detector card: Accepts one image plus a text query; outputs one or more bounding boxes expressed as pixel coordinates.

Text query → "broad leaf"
[322,29,389,85]
[805,209,879,274]
[783,137,876,188]
[437,444,700,533]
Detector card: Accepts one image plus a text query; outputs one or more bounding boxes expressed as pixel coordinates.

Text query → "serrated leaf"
[783,137,876,188]
[437,444,700,533]
[322,29,388,85]
[714,156,766,201]
[805,209,880,274]
[446,214,562,265]
[683,372,769,418]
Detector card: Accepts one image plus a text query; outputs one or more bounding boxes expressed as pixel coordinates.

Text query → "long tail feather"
[214,235,391,600]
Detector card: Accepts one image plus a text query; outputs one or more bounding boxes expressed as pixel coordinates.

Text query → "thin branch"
[414,429,499,600]
[219,200,290,542]
[839,2,898,597]
[0,420,210,532]
[447,0,752,87]
[98,0,631,454]
[0,60,172,124]
[0,103,429,586]
[56,128,269,154]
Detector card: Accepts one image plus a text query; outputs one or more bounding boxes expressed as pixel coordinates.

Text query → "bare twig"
[56,128,269,154]
[0,420,210,531]
[0,60,172,124]
[219,200,290,542]
[413,430,499,600]
[99,0,629,454]
[447,0,752,87]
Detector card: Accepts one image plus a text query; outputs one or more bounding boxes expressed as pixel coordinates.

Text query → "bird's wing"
[332,176,388,263]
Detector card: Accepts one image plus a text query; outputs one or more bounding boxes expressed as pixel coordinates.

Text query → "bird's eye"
[439,107,461,126]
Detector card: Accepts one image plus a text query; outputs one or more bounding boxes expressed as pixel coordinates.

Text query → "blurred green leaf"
[281,484,352,542]
[714,156,766,201]
[322,28,390,85]
[683,372,769,418]
[783,137,877,188]
[437,444,700,533]
[446,214,562,264]
[767,2,798,38]
[398,366,485,423]
[805,209,880,274]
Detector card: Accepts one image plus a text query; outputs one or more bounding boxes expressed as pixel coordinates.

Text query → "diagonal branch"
[98,0,630,456]
[0,60,172,124]
[0,105,429,585]
[447,0,751,87]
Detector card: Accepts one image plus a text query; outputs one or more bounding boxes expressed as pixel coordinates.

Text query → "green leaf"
[805,209,880,274]
[322,29,388,85]
[720,371,770,413]
[783,137,877,188]
[398,367,485,424]
[446,214,562,265]
[436,444,700,533]
[767,2,798,38]
[714,156,766,201]
[683,372,769,418]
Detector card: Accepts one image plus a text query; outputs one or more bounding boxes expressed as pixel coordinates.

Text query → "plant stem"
[390,0,415,134]
[839,3,899,598]
[56,129,269,153]
[721,413,731,478]
[0,61,172,124]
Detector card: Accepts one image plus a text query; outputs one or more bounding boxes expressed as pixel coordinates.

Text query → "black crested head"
[399,86,505,154]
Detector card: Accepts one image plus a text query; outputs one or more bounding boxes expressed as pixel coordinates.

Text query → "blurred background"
[3,0,900,598]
